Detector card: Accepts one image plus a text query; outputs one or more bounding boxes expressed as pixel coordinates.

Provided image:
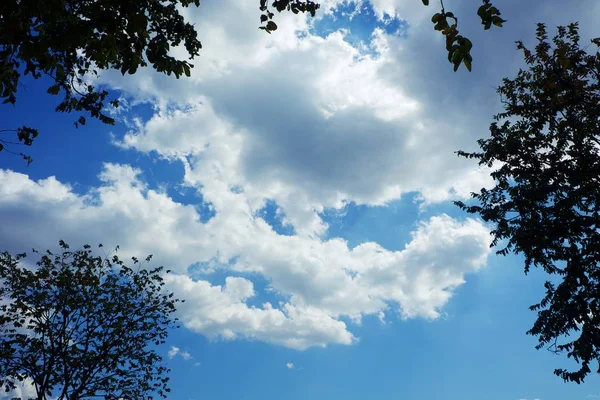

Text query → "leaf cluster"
[425,0,505,72]
[456,23,600,383]
[0,241,181,399]
[259,0,320,33]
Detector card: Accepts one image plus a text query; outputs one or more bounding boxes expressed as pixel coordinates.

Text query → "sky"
[1,0,600,399]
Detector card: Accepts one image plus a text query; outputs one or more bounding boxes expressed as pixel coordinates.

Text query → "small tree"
[456,23,600,383]
[0,241,181,399]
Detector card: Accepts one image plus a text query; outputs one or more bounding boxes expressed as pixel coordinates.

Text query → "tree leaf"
[47,85,60,95]
[266,21,278,31]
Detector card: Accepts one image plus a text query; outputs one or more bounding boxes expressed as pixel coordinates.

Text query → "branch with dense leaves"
[456,22,600,383]
[0,0,203,164]
[0,241,182,399]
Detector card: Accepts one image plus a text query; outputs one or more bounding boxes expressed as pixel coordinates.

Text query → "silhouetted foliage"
[456,23,600,383]
[259,0,320,33]
[0,126,38,166]
[0,0,205,163]
[0,241,181,399]
[426,0,505,72]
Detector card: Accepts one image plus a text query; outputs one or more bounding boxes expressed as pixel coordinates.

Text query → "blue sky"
[1,1,600,399]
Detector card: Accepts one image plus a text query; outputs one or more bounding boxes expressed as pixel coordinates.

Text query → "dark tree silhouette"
[0,241,181,399]
[456,23,600,383]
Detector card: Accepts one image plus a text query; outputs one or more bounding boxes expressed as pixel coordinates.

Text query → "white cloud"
[15,0,575,353]
[0,377,37,400]
[168,346,181,359]
[164,274,356,349]
[0,166,490,349]
[110,30,495,219]
[98,1,503,231]
[286,362,295,369]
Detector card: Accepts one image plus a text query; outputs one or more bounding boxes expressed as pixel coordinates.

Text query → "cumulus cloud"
[286,362,295,369]
[97,2,506,232]
[111,29,494,220]
[0,166,490,349]
[13,0,571,352]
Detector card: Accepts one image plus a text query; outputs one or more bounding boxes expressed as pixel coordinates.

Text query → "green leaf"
[47,85,60,95]
[266,21,277,31]
[463,55,472,72]
[492,17,506,27]
[462,38,473,52]
[477,5,486,18]
[451,49,463,65]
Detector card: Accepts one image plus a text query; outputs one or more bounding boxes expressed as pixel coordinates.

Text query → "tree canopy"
[0,241,181,399]
[456,23,600,383]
